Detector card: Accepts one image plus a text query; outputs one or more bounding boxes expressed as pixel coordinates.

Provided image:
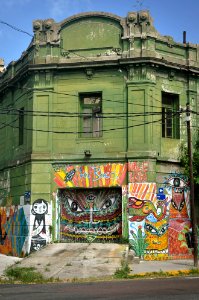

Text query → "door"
[60,188,122,242]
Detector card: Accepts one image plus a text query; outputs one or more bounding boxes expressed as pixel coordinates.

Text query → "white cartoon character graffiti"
[31,199,48,251]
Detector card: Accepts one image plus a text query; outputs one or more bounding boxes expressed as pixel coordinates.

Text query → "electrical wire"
[3,85,192,114]
[0,20,198,135]
[1,116,162,134]
[0,20,196,112]
[0,20,33,37]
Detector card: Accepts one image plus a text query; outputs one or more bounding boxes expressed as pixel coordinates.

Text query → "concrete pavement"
[0,253,22,276]
[0,243,198,281]
[129,258,198,274]
[8,243,128,280]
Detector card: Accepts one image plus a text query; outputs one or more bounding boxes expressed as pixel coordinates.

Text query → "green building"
[0,11,198,259]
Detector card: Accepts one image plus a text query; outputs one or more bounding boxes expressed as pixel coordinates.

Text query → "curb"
[128,268,199,279]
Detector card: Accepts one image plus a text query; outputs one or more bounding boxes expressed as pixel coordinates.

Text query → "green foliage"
[179,130,199,184]
[114,259,130,279]
[119,236,129,244]
[5,267,45,283]
[129,227,148,259]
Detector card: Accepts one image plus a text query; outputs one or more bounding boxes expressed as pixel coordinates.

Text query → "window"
[19,107,24,145]
[80,93,102,138]
[162,92,180,139]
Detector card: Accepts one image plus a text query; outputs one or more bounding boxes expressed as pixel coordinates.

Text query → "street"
[0,277,199,300]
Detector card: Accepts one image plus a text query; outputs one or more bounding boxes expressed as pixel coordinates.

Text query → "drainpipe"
[118,64,129,240]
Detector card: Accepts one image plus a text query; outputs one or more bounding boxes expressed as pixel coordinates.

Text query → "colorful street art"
[128,173,192,260]
[144,218,169,253]
[164,173,192,259]
[53,163,127,188]
[0,200,52,256]
[0,206,29,257]
[60,188,122,242]
[128,161,149,183]
[30,199,52,251]
[128,182,169,260]
[54,162,192,259]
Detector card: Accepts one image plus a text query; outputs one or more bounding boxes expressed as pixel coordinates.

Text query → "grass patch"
[3,266,60,284]
[5,266,44,283]
[114,259,130,279]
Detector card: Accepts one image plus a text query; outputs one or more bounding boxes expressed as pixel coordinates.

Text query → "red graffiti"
[128,162,148,183]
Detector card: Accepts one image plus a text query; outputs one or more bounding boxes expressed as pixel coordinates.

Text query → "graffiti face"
[31,199,49,252]
[164,173,192,259]
[165,175,189,219]
[60,188,122,242]
[128,182,170,260]
[32,200,48,215]
[145,218,168,251]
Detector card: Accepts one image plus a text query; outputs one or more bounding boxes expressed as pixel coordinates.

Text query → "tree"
[180,130,199,226]
[180,130,199,185]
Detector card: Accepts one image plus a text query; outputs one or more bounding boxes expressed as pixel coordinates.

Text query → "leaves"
[180,130,199,185]
[129,227,148,258]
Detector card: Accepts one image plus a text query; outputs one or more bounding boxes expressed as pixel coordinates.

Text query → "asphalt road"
[0,277,199,300]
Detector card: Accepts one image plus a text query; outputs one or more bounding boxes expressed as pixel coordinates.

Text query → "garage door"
[60,188,122,242]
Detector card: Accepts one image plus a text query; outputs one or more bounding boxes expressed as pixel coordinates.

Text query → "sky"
[0,0,198,66]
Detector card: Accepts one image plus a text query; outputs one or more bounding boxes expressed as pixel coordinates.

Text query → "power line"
[0,20,198,132]
[8,85,165,110]
[7,85,191,114]
[0,107,165,117]
[0,20,194,113]
[0,20,33,38]
[1,116,162,135]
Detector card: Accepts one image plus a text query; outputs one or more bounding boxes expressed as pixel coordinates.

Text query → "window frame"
[162,92,180,139]
[79,92,102,138]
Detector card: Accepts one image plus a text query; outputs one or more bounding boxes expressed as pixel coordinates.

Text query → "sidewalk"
[0,244,198,280]
[0,253,22,276]
[129,259,198,275]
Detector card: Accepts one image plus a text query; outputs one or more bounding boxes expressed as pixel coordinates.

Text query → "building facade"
[0,11,198,259]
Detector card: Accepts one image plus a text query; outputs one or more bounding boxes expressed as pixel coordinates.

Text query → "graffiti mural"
[144,217,169,255]
[0,212,7,245]
[128,161,149,183]
[60,188,122,242]
[129,221,147,259]
[128,173,192,260]
[30,199,52,252]
[128,183,169,260]
[0,206,29,257]
[164,173,192,259]
[53,163,127,188]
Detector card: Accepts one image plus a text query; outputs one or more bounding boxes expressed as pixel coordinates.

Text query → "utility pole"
[186,103,198,267]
